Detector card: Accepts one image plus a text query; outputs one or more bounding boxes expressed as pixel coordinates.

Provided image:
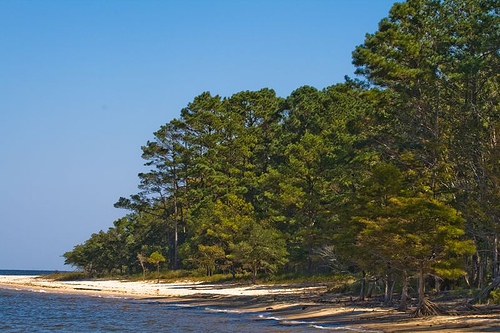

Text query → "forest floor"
[1,275,500,332]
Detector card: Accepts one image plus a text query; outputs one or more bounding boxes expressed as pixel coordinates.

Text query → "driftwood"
[453,302,480,312]
[468,276,500,305]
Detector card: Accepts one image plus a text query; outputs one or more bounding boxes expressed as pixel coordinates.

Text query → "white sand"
[0,275,322,298]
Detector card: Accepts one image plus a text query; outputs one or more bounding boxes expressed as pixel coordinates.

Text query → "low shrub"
[489,288,500,304]
[45,271,89,281]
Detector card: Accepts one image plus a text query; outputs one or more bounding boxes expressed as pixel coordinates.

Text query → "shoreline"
[1,275,500,332]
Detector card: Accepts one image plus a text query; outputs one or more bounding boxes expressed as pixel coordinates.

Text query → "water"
[0,287,329,332]
[0,270,62,276]
[0,270,369,332]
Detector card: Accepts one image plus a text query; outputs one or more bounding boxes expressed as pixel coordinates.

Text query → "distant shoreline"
[2,275,500,332]
[0,269,65,276]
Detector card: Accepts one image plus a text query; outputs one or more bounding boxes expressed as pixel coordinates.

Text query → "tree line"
[64,0,499,315]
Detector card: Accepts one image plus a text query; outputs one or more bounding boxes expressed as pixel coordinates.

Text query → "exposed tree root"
[411,298,447,317]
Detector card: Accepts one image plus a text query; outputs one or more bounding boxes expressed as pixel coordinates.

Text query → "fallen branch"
[468,276,500,305]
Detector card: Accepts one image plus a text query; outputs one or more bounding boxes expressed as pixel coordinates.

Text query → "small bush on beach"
[148,251,166,283]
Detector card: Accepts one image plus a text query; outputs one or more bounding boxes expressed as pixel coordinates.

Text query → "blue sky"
[0,0,396,270]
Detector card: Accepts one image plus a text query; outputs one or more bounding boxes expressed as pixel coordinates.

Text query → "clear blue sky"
[0,0,396,270]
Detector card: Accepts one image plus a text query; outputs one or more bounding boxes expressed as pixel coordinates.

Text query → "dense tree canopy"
[64,0,499,315]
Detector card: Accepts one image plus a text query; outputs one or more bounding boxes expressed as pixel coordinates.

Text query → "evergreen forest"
[64,0,500,315]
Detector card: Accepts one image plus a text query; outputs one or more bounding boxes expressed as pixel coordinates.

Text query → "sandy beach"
[1,275,500,332]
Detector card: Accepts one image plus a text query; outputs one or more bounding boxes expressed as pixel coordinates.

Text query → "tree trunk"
[137,254,147,280]
[162,196,172,268]
[434,276,441,293]
[399,270,409,311]
[157,264,160,283]
[252,264,257,284]
[493,232,499,278]
[472,243,481,288]
[389,280,395,304]
[418,263,425,306]
[367,281,374,298]
[412,262,445,317]
[359,270,366,301]
[384,263,393,306]
[478,251,484,288]
[140,263,146,280]
[174,217,178,270]
[173,194,179,270]
[481,255,488,288]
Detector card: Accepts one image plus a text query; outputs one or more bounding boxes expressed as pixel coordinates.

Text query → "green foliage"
[354,162,475,308]
[148,251,166,282]
[267,272,354,285]
[230,223,288,284]
[148,251,166,266]
[195,244,225,276]
[63,1,499,302]
[489,288,500,305]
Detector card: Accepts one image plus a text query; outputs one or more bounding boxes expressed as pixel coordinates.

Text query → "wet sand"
[1,275,500,332]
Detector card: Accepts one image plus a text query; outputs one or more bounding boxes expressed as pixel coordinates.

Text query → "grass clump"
[44,271,89,281]
[266,272,352,284]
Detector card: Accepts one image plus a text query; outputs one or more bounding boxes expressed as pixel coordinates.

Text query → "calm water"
[0,270,61,276]
[0,286,335,332]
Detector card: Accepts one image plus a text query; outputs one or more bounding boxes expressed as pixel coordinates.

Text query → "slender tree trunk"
[418,263,425,307]
[173,194,179,270]
[359,270,366,301]
[138,254,147,280]
[389,280,395,304]
[174,217,178,270]
[480,255,487,288]
[493,232,499,278]
[412,262,446,316]
[399,270,409,311]
[470,254,476,287]
[434,276,441,293]
[162,196,172,267]
[252,264,257,284]
[367,281,374,298]
[477,250,483,288]
[384,262,393,306]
